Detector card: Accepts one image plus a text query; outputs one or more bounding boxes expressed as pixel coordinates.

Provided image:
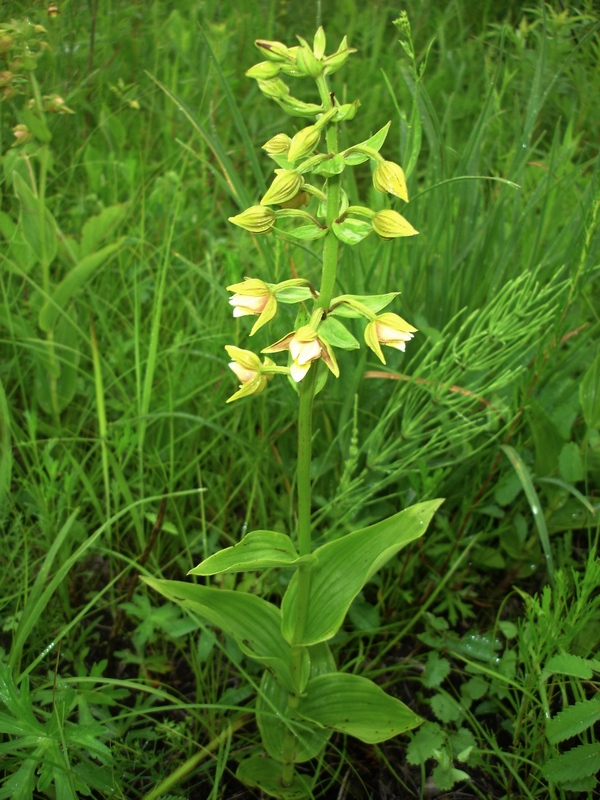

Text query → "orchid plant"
[146,27,441,799]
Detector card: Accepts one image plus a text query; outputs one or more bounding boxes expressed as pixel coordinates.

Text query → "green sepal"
[343,122,391,166]
[279,223,328,242]
[257,644,335,763]
[276,286,315,303]
[188,531,316,575]
[330,292,399,318]
[143,578,297,691]
[281,500,443,645]
[319,316,360,350]
[312,154,345,176]
[236,756,310,799]
[298,672,422,742]
[332,218,372,245]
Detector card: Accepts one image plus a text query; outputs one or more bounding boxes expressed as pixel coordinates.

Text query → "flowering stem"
[282,75,344,788]
[315,75,340,312]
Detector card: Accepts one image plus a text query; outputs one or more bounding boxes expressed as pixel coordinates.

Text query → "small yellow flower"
[12,124,33,145]
[227,278,277,335]
[225,346,274,403]
[364,313,417,363]
[373,161,408,202]
[372,209,418,239]
[263,325,339,382]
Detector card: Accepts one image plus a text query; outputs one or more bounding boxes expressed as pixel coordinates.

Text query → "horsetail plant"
[146,27,442,798]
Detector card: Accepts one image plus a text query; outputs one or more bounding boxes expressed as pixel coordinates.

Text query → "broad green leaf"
[343,122,391,165]
[282,499,442,645]
[558,442,584,483]
[188,531,314,576]
[297,672,422,743]
[541,653,596,681]
[236,756,310,799]
[330,292,399,318]
[143,578,296,690]
[13,172,58,267]
[0,211,36,273]
[19,109,52,143]
[319,316,360,350]
[547,697,600,744]
[332,218,372,245]
[528,399,564,477]
[257,644,335,763]
[80,204,126,257]
[543,743,600,782]
[39,239,125,332]
[34,309,80,415]
[580,347,600,428]
[279,223,328,242]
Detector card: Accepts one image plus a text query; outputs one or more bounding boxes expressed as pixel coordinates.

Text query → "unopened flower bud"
[257,77,290,99]
[255,39,291,62]
[245,61,282,80]
[262,133,291,155]
[229,205,276,234]
[313,27,326,60]
[372,209,418,239]
[373,161,408,201]
[288,125,321,162]
[333,100,360,122]
[323,37,356,76]
[261,169,304,206]
[295,42,322,78]
[364,313,417,363]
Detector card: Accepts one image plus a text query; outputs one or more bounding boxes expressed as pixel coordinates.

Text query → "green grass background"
[0,0,599,797]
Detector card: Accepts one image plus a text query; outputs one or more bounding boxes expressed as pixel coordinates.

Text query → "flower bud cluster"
[224,27,420,402]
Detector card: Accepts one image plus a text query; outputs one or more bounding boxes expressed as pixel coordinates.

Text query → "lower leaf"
[236,756,310,799]
[297,672,422,743]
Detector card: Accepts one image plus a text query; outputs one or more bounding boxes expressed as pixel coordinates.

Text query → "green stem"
[281,72,343,788]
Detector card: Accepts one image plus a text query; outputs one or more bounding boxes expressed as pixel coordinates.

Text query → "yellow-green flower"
[263,325,339,382]
[364,313,417,363]
[227,278,277,335]
[225,346,274,403]
[373,160,408,201]
[372,209,418,239]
